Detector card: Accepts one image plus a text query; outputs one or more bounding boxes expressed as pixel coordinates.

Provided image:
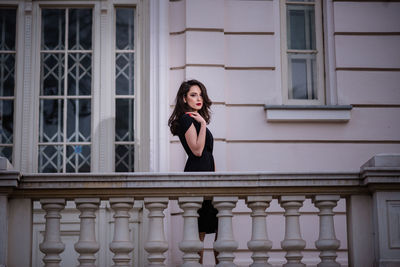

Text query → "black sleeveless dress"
[178,114,218,233]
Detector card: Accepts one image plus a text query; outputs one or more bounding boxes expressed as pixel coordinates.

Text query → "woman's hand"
[186,112,206,125]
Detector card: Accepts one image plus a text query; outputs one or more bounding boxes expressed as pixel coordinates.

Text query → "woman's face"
[184,85,203,111]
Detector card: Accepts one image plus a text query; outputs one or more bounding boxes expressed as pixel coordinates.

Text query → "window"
[38,8,93,173]
[0,8,16,163]
[281,0,324,104]
[114,7,135,172]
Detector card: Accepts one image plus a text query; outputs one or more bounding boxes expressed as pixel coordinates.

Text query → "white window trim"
[280,0,325,105]
[10,0,169,173]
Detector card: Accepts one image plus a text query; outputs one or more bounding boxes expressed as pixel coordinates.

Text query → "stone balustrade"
[1,154,400,266]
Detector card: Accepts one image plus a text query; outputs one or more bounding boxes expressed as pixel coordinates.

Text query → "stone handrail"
[1,154,400,266]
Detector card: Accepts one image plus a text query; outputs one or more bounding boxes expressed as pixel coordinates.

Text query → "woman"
[168,79,218,264]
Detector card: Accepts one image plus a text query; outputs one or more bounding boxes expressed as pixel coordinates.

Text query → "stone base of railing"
[0,154,400,266]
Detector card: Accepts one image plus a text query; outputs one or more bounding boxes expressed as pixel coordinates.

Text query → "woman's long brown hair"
[168,80,212,136]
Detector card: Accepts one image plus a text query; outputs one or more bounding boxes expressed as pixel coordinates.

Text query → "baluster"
[279,196,306,267]
[109,197,134,267]
[39,199,66,267]
[144,197,169,266]
[213,196,238,267]
[246,196,273,267]
[312,195,341,267]
[178,197,204,267]
[74,198,100,267]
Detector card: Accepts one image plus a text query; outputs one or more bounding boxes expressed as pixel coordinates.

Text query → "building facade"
[0,0,400,266]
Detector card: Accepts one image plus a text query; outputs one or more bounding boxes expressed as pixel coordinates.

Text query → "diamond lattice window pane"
[0,146,12,163]
[66,145,90,172]
[115,144,134,172]
[41,9,65,50]
[41,53,65,95]
[116,8,134,50]
[39,99,64,143]
[115,99,134,142]
[0,53,15,97]
[0,9,16,51]
[67,99,91,142]
[115,53,134,95]
[68,53,91,96]
[38,145,63,173]
[0,100,13,144]
[69,9,92,50]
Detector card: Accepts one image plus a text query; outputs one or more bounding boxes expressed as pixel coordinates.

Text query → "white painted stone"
[208,104,226,140]
[347,195,374,267]
[109,198,134,267]
[335,36,400,68]
[246,196,273,267]
[361,153,400,168]
[313,195,341,267]
[0,196,7,266]
[373,192,400,266]
[224,0,274,32]
[74,198,101,267]
[227,106,400,141]
[334,2,400,32]
[39,199,66,267]
[337,71,400,105]
[225,70,277,105]
[169,0,185,33]
[213,196,239,267]
[185,0,224,29]
[225,35,275,67]
[144,197,169,266]
[186,31,224,65]
[178,197,203,267]
[265,108,351,122]
[226,142,400,172]
[279,196,306,267]
[170,34,186,68]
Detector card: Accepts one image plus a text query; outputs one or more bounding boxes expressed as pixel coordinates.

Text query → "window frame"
[112,6,138,172]
[0,6,18,164]
[36,6,95,173]
[280,0,325,105]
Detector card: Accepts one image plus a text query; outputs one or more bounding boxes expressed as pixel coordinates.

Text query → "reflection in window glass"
[116,8,134,50]
[39,8,92,173]
[115,7,135,172]
[286,1,318,100]
[288,54,317,100]
[287,5,315,50]
[0,8,16,163]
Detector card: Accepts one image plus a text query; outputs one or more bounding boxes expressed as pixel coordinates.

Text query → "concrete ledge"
[360,154,400,189]
[264,105,352,122]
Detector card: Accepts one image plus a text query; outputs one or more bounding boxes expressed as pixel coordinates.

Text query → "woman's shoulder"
[179,113,193,123]
[178,113,194,134]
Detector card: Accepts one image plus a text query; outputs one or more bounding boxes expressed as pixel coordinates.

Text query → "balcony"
[1,154,399,267]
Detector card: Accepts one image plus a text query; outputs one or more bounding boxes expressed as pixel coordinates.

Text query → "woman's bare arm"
[184,113,206,157]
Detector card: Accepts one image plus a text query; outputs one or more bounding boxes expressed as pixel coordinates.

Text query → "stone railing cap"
[361,154,400,169]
